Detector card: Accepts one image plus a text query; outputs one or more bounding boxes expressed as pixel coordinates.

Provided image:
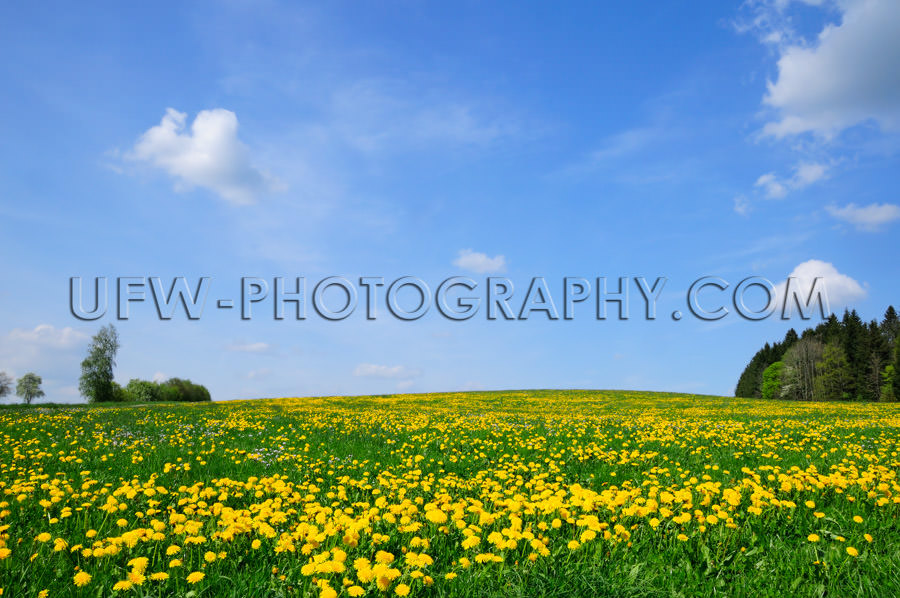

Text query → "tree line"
[736,306,899,401]
[78,324,211,403]
[0,371,45,404]
[1,324,210,404]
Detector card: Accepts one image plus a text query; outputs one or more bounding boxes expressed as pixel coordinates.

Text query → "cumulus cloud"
[773,259,867,312]
[6,324,88,349]
[226,341,271,353]
[352,364,422,379]
[127,108,280,204]
[453,249,507,274]
[762,0,900,138]
[826,202,900,231]
[754,162,829,198]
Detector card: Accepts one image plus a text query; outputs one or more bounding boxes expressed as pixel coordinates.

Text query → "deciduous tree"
[16,373,44,404]
[79,324,120,403]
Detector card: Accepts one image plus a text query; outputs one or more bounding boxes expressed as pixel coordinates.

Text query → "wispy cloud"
[826,202,900,231]
[226,341,271,353]
[733,195,752,216]
[247,368,273,380]
[6,324,88,349]
[754,161,829,199]
[352,363,421,379]
[0,325,91,391]
[327,80,525,155]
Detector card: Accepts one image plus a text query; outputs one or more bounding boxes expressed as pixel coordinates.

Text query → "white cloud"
[755,161,829,198]
[826,202,900,230]
[352,364,421,379]
[762,0,900,138]
[127,108,280,204]
[773,259,867,311]
[793,162,828,185]
[755,173,788,199]
[734,195,752,216]
[226,341,271,353]
[152,371,167,383]
[7,324,88,349]
[453,249,507,274]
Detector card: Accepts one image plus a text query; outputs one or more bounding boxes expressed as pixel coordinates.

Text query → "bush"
[157,383,181,403]
[162,378,211,402]
[111,382,129,403]
[119,378,211,403]
[124,379,160,403]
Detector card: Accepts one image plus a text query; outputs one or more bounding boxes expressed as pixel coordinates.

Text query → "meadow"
[0,390,898,597]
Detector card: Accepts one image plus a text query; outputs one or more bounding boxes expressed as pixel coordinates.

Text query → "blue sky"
[1,0,898,402]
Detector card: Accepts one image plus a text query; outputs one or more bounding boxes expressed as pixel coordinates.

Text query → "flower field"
[1,390,899,597]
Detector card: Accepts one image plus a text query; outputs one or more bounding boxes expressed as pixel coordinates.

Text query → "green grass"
[0,390,898,597]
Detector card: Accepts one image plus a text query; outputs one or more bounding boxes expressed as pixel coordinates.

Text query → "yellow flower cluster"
[0,390,897,595]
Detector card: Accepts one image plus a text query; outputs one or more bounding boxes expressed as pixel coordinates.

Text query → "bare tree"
[781,338,824,401]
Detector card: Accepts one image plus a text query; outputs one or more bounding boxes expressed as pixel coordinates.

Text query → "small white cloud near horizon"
[772,259,867,313]
[826,202,900,231]
[226,341,271,353]
[761,0,900,138]
[6,324,88,349]
[352,363,422,379]
[152,371,167,383]
[755,162,828,199]
[453,249,507,274]
[126,108,280,204]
